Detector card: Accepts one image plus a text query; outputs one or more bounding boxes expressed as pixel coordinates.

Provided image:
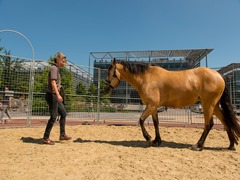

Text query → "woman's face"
[57,55,66,68]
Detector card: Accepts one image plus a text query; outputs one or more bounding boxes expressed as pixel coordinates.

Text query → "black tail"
[220,86,240,144]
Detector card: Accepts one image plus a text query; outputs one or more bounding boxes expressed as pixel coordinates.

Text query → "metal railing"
[0,54,239,128]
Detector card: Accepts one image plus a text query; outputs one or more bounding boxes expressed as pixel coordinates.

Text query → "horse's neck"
[118,69,142,90]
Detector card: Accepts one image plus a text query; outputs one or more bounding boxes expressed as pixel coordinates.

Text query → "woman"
[42,52,71,145]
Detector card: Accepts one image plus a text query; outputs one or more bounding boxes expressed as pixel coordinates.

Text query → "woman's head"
[54,52,66,68]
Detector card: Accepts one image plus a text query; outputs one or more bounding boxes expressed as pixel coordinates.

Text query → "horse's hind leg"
[191,118,214,151]
[152,111,162,146]
[190,104,214,151]
[214,105,235,150]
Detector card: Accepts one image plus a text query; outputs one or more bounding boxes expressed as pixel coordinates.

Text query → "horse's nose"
[104,85,111,94]
[105,80,110,84]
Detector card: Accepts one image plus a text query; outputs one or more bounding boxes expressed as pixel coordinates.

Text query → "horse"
[104,58,240,151]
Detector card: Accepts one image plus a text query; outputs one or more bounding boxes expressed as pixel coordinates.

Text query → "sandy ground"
[0,124,239,180]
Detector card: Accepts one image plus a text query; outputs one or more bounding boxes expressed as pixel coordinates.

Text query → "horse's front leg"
[152,111,162,146]
[139,105,156,146]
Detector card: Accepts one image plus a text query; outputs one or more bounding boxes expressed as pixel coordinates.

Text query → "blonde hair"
[54,52,66,63]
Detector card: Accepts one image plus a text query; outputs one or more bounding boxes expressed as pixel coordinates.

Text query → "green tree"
[100,80,107,97]
[88,82,97,96]
[76,82,86,95]
[0,50,28,92]
[60,67,74,95]
[86,82,97,102]
[100,80,110,104]
[32,66,49,115]
[34,67,48,93]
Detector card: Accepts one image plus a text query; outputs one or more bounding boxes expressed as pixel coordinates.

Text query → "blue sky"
[0,0,240,68]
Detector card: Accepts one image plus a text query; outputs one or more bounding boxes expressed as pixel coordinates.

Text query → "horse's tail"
[220,86,240,144]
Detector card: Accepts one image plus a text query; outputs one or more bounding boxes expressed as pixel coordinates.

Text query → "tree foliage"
[76,82,86,95]
[0,44,112,113]
[0,50,29,92]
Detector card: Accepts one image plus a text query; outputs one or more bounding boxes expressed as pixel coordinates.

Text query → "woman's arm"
[51,79,63,102]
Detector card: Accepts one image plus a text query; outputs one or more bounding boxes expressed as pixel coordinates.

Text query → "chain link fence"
[0,54,239,128]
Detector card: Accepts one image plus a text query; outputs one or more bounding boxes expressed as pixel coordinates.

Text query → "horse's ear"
[112,58,116,65]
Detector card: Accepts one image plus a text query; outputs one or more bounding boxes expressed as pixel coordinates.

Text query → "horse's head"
[104,58,121,94]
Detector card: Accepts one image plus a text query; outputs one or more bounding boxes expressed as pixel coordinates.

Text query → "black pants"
[43,92,67,139]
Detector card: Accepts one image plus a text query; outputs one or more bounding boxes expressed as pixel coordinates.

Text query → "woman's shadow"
[20,137,42,144]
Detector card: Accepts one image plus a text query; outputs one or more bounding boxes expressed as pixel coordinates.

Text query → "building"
[91,49,213,103]
[218,63,240,109]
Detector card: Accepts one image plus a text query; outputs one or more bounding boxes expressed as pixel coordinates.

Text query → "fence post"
[96,68,101,124]
[188,107,192,124]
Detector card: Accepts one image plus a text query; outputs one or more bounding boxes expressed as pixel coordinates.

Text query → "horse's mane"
[116,60,150,74]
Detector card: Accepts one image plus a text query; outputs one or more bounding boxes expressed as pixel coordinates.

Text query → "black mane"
[117,60,150,74]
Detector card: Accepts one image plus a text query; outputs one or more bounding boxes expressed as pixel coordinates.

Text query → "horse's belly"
[162,93,197,108]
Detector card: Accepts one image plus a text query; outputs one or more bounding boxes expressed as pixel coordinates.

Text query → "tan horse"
[104,58,240,151]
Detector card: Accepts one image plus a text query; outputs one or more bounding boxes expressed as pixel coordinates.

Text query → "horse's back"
[149,66,225,107]
[155,66,224,89]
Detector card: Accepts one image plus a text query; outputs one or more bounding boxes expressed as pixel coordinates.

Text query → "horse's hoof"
[146,136,152,146]
[152,139,162,146]
[228,146,236,151]
[189,144,203,151]
[147,140,152,146]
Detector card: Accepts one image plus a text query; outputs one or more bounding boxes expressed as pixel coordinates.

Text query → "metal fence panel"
[0,54,239,128]
[0,54,30,127]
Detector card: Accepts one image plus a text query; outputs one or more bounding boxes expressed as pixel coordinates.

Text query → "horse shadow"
[20,137,229,151]
[73,138,193,149]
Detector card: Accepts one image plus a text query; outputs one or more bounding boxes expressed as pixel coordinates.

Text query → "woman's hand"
[57,94,63,102]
